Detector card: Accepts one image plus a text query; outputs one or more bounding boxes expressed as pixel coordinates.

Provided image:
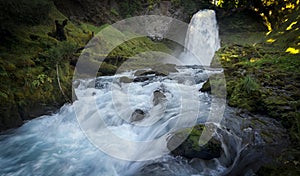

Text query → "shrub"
[41,41,77,65]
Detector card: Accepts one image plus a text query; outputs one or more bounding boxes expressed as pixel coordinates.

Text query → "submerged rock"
[167,125,222,160]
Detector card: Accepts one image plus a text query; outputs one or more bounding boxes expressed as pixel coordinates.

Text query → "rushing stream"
[0,67,288,176]
[0,10,288,176]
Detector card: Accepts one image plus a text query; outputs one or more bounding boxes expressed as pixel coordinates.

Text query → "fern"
[241,75,260,94]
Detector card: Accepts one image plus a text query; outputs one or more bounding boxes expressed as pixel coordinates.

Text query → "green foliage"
[181,0,198,16]
[0,0,51,27]
[0,91,8,99]
[0,65,8,77]
[218,9,300,174]
[32,74,53,88]
[110,8,119,16]
[98,62,118,76]
[82,23,109,34]
[217,0,300,31]
[241,75,260,94]
[180,0,212,16]
[118,0,142,18]
[228,75,262,112]
[0,0,92,131]
[171,0,181,7]
[40,41,77,65]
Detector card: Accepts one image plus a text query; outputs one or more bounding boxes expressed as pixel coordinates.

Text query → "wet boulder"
[167,125,222,160]
[199,74,226,98]
[119,76,133,83]
[133,76,150,82]
[200,80,211,92]
[153,90,166,106]
[130,109,145,122]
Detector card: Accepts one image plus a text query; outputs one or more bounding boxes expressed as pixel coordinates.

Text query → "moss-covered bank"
[0,0,173,131]
[206,8,300,174]
[0,0,92,131]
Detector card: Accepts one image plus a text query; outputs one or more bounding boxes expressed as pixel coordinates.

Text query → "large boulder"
[167,125,222,160]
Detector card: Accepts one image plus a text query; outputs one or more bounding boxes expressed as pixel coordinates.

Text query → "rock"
[200,80,211,92]
[134,70,148,77]
[0,102,23,131]
[150,64,178,75]
[199,74,226,98]
[70,56,78,66]
[153,90,166,106]
[130,109,145,122]
[134,70,167,77]
[119,76,133,83]
[167,125,222,160]
[133,76,149,82]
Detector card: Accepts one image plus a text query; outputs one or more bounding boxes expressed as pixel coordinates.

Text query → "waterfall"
[181,10,220,66]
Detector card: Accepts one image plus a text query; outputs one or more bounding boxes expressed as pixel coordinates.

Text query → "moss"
[226,75,262,112]
[98,62,118,76]
[110,8,119,16]
[200,74,226,98]
[108,36,172,58]
[218,9,300,174]
[200,80,211,92]
[168,124,222,160]
[0,0,92,131]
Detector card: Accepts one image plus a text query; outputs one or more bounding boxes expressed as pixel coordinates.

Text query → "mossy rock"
[149,64,178,75]
[200,80,211,92]
[98,62,118,76]
[167,125,222,160]
[200,74,226,98]
[227,75,263,112]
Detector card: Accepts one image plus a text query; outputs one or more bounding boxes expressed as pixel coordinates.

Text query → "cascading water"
[0,10,287,176]
[0,67,216,176]
[181,10,220,66]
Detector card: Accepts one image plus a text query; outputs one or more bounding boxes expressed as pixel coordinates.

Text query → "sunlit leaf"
[286,47,300,54]
[250,58,256,63]
[286,21,298,30]
[267,38,276,43]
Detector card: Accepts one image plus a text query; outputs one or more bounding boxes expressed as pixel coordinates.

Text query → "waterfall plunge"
[181,10,220,66]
